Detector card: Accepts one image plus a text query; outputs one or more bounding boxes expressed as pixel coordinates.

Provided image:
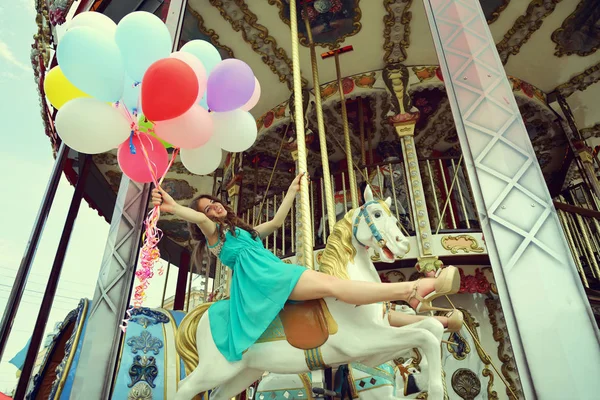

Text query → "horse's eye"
[374,212,382,218]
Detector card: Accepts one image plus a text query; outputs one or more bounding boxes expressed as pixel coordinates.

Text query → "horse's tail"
[176,302,213,376]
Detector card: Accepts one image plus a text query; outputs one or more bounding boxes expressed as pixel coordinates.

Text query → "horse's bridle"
[352,200,388,249]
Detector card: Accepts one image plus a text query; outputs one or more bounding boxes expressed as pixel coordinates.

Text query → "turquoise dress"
[207,227,307,362]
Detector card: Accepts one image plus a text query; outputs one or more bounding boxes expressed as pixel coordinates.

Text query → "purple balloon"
[207,59,255,112]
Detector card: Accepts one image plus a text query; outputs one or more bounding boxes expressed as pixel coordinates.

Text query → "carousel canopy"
[37,0,600,254]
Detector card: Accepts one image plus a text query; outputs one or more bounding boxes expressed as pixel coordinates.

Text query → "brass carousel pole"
[302,4,336,233]
[289,0,314,269]
[334,52,359,209]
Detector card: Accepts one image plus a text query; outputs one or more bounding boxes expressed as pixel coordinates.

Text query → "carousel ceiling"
[78,0,600,249]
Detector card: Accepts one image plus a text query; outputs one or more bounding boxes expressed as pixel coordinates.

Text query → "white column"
[422,1,600,399]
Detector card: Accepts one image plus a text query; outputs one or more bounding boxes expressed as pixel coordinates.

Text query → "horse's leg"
[175,313,246,400]
[209,369,265,400]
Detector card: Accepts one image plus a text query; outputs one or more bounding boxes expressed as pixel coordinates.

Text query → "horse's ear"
[403,358,414,367]
[385,197,392,208]
[364,185,374,202]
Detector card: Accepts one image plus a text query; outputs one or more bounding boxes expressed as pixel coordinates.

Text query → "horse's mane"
[319,211,356,280]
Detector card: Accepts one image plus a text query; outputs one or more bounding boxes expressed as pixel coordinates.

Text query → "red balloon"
[118,133,169,183]
[141,58,199,121]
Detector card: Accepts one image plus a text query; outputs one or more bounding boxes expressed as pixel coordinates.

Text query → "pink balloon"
[241,77,261,111]
[169,51,207,103]
[154,104,213,149]
[118,133,169,183]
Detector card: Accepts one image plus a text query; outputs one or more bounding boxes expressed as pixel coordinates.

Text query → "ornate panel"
[553,61,600,98]
[208,0,306,89]
[495,0,562,64]
[382,0,413,64]
[422,0,600,398]
[551,0,600,57]
[268,0,362,50]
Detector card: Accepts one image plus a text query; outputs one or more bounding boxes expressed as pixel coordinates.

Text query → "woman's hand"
[287,172,306,196]
[151,187,178,213]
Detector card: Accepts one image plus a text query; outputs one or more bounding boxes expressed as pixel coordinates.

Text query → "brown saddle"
[279,299,338,350]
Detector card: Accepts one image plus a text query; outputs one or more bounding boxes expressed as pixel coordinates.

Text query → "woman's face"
[198,198,228,219]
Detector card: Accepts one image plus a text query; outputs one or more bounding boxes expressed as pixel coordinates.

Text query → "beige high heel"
[444,309,464,333]
[408,266,460,313]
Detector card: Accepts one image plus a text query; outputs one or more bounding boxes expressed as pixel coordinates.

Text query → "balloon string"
[120,142,180,332]
[117,97,180,332]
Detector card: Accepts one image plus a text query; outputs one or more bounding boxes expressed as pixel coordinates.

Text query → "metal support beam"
[0,142,68,360]
[422,1,600,398]
[15,153,90,399]
[69,178,150,399]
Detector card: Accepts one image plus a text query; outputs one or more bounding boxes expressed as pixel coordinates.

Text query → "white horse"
[175,187,446,400]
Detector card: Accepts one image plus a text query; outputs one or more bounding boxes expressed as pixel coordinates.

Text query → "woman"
[152,173,462,362]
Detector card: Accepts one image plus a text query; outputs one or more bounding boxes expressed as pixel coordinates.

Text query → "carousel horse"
[175,186,447,400]
[255,306,429,400]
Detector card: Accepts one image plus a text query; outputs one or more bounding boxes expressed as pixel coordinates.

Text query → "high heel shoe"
[408,266,460,313]
[444,309,464,333]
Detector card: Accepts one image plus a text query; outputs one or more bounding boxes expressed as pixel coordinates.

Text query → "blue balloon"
[121,76,141,115]
[57,26,124,102]
[115,12,172,82]
[180,40,222,75]
[198,90,208,110]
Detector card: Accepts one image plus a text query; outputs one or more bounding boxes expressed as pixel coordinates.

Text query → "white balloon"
[211,110,257,153]
[181,139,222,175]
[67,12,117,38]
[55,98,131,154]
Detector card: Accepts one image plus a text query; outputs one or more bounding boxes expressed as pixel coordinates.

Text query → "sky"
[0,2,182,394]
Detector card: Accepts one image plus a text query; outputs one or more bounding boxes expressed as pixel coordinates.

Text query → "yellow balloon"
[44,66,91,109]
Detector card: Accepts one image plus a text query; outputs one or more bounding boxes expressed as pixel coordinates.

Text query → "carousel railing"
[554,184,600,289]
[239,155,481,259]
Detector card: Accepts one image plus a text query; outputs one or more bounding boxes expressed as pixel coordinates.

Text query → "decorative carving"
[459,268,492,294]
[383,63,414,115]
[553,62,600,98]
[551,0,600,57]
[268,0,362,50]
[581,123,600,139]
[127,330,164,355]
[485,295,521,399]
[483,368,499,400]
[447,330,471,360]
[496,0,562,64]
[412,66,441,82]
[441,234,484,254]
[128,355,159,389]
[48,0,76,25]
[482,0,511,24]
[183,5,235,58]
[161,178,198,200]
[130,308,170,328]
[353,72,377,88]
[127,382,153,400]
[382,0,413,64]
[451,369,481,400]
[208,0,306,89]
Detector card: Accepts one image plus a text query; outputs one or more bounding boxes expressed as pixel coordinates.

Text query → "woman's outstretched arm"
[255,172,305,239]
[152,188,218,244]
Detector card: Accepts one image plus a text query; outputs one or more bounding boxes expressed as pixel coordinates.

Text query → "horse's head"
[351,185,410,262]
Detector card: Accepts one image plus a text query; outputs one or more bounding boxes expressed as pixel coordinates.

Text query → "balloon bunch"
[44,11,261,327]
[46,11,261,178]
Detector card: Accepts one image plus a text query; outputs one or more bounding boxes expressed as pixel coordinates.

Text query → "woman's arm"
[255,191,296,239]
[255,173,305,239]
[152,188,218,245]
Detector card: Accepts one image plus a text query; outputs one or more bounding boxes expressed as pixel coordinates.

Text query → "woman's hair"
[187,194,258,270]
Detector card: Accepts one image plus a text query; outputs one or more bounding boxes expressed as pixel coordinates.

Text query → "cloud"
[0,39,31,72]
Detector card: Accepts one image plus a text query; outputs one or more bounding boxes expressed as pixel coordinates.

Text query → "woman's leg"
[388,310,448,328]
[288,269,455,308]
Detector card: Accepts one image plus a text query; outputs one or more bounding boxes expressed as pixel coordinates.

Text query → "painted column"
[422,1,600,398]
[383,64,441,274]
